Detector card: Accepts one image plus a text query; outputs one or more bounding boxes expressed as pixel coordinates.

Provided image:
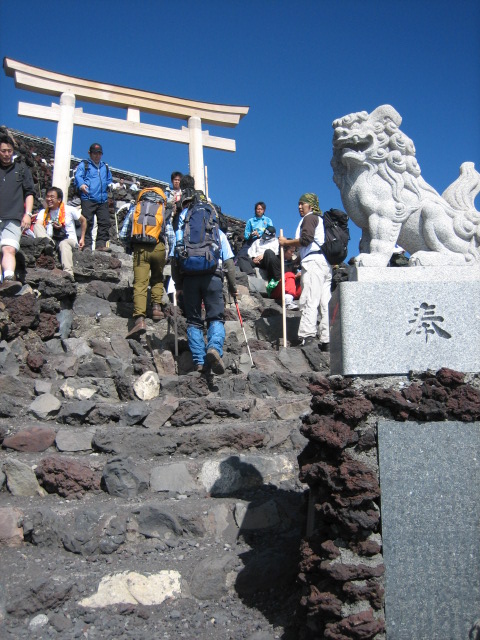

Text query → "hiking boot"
[152,303,165,321]
[299,336,316,347]
[205,348,225,375]
[126,316,146,339]
[96,245,111,253]
[0,277,22,296]
[320,342,330,353]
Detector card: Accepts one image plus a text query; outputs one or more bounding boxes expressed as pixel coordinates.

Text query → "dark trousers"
[236,255,256,275]
[81,200,110,249]
[261,249,282,280]
[183,274,224,329]
[235,243,255,275]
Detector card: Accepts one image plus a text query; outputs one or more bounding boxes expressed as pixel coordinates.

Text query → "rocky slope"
[0,234,334,640]
[2,128,479,640]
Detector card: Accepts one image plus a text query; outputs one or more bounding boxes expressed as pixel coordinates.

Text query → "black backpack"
[320,208,349,265]
[177,194,221,275]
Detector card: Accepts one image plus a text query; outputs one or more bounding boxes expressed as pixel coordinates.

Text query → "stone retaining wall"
[297,369,480,639]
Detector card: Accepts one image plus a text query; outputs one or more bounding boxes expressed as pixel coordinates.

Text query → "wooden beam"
[17,102,236,151]
[5,58,249,127]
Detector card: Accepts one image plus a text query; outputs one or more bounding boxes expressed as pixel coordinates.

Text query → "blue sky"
[1,0,479,259]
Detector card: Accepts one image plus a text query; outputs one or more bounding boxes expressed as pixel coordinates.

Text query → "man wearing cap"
[247,225,279,267]
[74,143,113,251]
[278,193,332,350]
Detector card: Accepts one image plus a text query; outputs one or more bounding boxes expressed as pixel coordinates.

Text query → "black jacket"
[0,160,35,221]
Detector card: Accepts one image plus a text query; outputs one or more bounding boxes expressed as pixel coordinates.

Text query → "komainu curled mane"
[331,104,480,266]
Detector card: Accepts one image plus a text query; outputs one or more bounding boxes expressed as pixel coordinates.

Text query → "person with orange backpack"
[124,186,168,339]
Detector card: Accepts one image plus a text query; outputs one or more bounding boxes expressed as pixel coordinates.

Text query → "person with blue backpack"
[171,175,237,374]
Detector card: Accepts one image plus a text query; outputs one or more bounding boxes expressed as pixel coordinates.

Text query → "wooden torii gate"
[3,58,249,199]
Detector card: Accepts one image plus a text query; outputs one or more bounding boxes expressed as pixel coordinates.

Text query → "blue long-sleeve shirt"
[244,214,274,240]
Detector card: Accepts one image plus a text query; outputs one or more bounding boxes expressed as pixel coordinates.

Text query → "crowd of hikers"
[0,132,352,375]
[117,170,351,370]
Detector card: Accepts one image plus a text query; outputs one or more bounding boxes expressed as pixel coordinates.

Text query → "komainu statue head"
[331,104,480,267]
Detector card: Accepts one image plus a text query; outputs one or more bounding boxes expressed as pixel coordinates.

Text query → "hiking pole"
[233,295,254,367]
[167,275,179,358]
[280,228,287,349]
[173,289,179,358]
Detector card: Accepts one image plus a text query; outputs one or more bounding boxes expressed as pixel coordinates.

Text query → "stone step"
[1,466,305,547]
[1,418,307,498]
[1,488,303,638]
[0,239,329,639]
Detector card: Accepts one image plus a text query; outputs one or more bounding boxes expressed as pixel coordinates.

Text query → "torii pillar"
[54,92,76,198]
[4,58,249,200]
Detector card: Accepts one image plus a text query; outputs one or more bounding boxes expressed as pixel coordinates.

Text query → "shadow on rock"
[211,455,306,639]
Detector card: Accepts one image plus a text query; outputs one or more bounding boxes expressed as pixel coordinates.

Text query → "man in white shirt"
[247,225,279,267]
[34,187,87,280]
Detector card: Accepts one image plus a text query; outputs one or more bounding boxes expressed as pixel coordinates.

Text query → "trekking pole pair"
[233,295,254,367]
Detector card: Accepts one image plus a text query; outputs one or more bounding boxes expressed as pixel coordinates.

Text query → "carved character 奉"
[331,104,480,267]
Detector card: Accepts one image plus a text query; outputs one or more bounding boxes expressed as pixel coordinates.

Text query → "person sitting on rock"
[244,201,274,245]
[262,244,301,309]
[248,225,279,269]
[34,186,86,281]
[236,225,279,276]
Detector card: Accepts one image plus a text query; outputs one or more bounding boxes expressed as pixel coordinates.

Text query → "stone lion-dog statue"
[331,104,480,267]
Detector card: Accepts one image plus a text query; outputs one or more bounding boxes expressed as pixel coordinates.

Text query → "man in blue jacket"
[74,143,113,251]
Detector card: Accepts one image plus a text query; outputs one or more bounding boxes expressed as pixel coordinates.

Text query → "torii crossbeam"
[4,58,249,198]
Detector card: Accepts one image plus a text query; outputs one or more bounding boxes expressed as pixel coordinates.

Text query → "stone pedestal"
[329,266,480,375]
[378,419,480,640]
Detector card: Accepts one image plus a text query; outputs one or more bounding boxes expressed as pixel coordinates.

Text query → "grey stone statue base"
[378,419,480,640]
[329,267,480,375]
